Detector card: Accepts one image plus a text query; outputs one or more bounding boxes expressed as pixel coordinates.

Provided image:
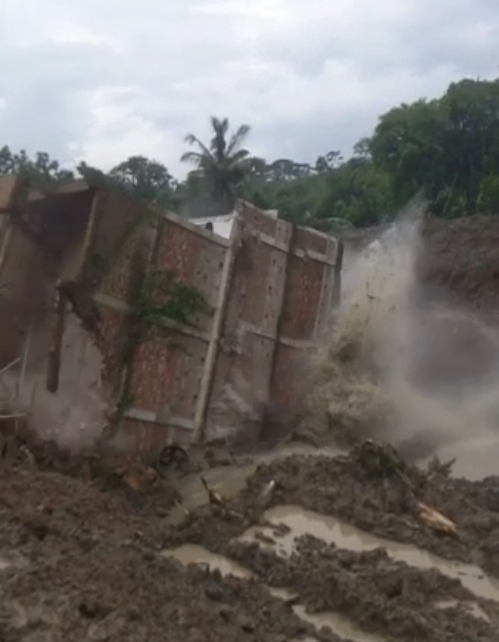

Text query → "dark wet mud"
[1,435,499,641]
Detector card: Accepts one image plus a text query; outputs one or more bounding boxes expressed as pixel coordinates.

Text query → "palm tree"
[181,117,251,213]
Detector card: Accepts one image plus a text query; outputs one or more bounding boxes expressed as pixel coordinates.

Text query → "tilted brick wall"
[0,176,340,456]
[115,201,340,454]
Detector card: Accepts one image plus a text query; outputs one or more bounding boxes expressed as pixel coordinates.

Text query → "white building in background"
[191,212,237,239]
[191,208,279,239]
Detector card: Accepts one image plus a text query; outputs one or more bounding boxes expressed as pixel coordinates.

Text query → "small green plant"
[136,269,213,328]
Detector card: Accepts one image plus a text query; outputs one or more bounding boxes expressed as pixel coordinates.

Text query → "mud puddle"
[166,444,342,524]
[161,544,252,579]
[435,599,490,622]
[163,543,387,642]
[292,605,387,642]
[239,505,499,603]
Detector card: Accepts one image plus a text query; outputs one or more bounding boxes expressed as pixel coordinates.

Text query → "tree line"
[1,77,499,230]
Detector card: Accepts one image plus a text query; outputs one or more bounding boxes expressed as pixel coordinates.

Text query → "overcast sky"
[0,0,497,178]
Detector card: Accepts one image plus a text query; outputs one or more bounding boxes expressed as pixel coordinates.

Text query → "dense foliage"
[1,77,499,229]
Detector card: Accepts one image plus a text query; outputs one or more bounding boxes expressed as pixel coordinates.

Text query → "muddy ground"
[1,441,499,642]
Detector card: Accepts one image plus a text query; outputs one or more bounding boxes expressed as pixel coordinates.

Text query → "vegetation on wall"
[108,268,212,428]
[135,269,213,330]
[2,76,499,229]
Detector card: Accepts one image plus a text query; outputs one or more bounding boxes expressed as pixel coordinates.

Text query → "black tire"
[157,445,189,474]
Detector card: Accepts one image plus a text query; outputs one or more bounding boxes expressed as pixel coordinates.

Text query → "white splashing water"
[311,207,499,478]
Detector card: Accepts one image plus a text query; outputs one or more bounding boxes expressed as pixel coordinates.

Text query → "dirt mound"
[1,443,499,641]
[0,545,317,642]
[165,446,499,641]
[242,452,499,571]
[417,215,499,319]
[1,415,213,497]
[0,426,182,550]
[228,542,493,642]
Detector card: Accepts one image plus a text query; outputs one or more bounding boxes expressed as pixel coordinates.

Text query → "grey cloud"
[254,109,382,166]
[0,79,74,160]
[256,0,499,80]
[0,0,498,176]
[0,37,127,160]
[0,43,123,91]
[391,0,499,76]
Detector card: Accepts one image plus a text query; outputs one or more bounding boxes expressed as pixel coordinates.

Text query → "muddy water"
[240,505,499,602]
[292,605,387,642]
[435,599,490,623]
[162,544,387,642]
[164,447,499,639]
[166,444,342,524]
[161,544,252,579]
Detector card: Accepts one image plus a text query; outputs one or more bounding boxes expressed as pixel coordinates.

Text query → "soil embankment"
[343,214,499,315]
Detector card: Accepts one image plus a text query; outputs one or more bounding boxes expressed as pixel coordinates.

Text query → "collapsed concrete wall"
[0,177,110,451]
[1,309,107,450]
[0,176,340,456]
[0,224,52,369]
